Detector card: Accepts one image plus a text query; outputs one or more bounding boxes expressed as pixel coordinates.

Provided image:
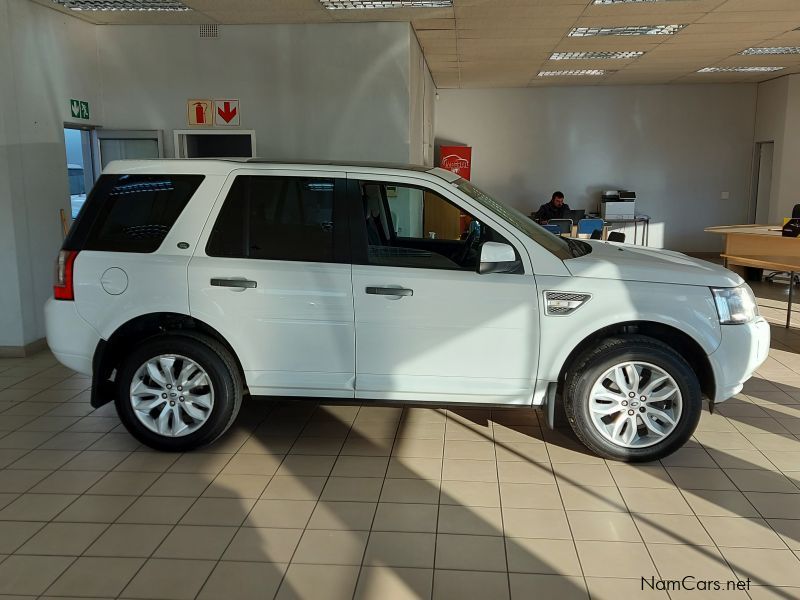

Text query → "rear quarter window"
[64,174,205,253]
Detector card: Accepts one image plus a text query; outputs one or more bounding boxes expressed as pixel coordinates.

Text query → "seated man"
[533,191,570,223]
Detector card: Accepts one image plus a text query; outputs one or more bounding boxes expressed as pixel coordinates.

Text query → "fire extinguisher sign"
[188,100,213,126]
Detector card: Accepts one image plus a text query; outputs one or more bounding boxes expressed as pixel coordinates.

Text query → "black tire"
[115,333,242,452]
[564,335,702,462]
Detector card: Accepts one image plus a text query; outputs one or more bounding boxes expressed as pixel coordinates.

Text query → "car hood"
[565,241,743,287]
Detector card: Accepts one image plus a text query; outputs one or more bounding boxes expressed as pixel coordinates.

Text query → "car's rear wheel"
[564,335,702,462]
[115,334,242,451]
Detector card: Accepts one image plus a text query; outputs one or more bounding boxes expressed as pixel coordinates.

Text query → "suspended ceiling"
[33,0,800,88]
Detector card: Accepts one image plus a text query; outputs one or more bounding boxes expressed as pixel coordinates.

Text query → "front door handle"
[211,278,257,289]
[366,286,413,297]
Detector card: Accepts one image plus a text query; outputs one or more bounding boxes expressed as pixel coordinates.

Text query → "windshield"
[453,178,579,260]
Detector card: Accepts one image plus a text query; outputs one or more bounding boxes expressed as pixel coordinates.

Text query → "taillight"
[53,250,78,301]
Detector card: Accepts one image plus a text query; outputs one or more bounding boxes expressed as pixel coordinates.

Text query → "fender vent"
[199,24,220,38]
[544,291,591,316]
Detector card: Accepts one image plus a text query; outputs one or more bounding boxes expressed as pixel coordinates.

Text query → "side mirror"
[479,242,520,274]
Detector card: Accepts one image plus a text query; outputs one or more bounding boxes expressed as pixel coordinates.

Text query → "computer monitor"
[568,209,586,222]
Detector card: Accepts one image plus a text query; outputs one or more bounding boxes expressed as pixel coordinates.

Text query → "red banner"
[439,145,472,181]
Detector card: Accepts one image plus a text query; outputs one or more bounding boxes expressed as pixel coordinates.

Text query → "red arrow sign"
[217,101,237,123]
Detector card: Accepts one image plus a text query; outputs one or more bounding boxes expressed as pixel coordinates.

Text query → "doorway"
[63,127,95,218]
[751,141,774,224]
[174,130,256,159]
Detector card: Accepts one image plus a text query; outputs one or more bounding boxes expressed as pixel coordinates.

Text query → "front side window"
[358,180,520,272]
[207,175,337,263]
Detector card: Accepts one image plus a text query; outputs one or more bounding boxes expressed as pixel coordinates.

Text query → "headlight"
[711,285,757,324]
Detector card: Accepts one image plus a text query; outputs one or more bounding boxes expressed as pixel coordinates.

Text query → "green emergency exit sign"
[70,99,90,120]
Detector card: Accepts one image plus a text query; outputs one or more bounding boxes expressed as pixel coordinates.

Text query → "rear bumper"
[44,298,101,376]
[708,317,770,403]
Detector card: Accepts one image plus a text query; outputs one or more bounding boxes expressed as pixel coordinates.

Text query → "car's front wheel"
[564,335,702,462]
[115,334,242,451]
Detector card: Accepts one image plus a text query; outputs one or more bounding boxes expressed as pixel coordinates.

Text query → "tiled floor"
[0,282,798,599]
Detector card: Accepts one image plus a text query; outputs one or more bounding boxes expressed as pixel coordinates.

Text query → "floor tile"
[261,475,326,501]
[647,543,735,580]
[201,473,269,498]
[363,531,436,568]
[121,558,215,600]
[505,538,582,575]
[577,540,656,578]
[0,493,77,521]
[442,480,501,507]
[744,491,800,519]
[720,547,800,587]
[245,499,315,528]
[502,508,570,539]
[179,497,255,526]
[45,556,143,598]
[17,521,106,555]
[699,516,788,549]
[85,523,172,557]
[197,561,286,600]
[666,466,737,490]
[585,577,669,600]
[293,529,369,565]
[510,574,588,600]
[0,521,45,553]
[567,510,641,542]
[433,569,509,600]
[0,555,74,595]
[275,564,360,600]
[306,500,376,531]
[436,533,507,572]
[153,525,237,559]
[631,513,714,546]
[373,502,438,533]
[681,489,760,517]
[619,487,694,515]
[438,505,503,536]
[380,478,440,504]
[116,496,192,524]
[354,566,433,600]
[552,463,612,487]
[29,469,104,494]
[558,483,625,512]
[321,477,383,502]
[89,471,160,495]
[222,527,302,562]
[144,472,212,497]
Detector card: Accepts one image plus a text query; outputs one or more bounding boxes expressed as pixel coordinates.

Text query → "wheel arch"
[555,321,715,403]
[91,312,246,408]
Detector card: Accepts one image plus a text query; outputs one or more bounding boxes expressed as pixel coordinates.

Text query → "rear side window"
[206,175,340,263]
[64,174,204,253]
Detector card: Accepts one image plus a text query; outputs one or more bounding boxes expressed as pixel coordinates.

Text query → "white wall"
[754,76,788,223]
[97,23,414,163]
[0,0,101,349]
[435,85,758,252]
[409,30,435,166]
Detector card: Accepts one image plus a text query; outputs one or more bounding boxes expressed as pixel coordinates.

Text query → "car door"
[349,173,539,404]
[188,170,355,397]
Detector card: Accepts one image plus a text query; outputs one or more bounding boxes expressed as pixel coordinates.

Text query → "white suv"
[45,160,770,461]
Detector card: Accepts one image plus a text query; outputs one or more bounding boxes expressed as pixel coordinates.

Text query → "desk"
[720,253,800,328]
[705,225,800,276]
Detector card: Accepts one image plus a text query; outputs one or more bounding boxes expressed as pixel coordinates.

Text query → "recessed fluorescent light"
[538,69,609,77]
[741,47,800,56]
[52,0,190,9]
[698,66,785,73]
[593,0,682,3]
[550,51,644,60]
[569,24,685,37]
[320,0,453,8]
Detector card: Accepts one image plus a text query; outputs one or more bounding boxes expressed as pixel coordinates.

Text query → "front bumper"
[707,317,770,403]
[44,298,101,376]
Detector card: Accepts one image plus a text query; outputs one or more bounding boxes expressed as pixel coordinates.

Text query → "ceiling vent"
[52,0,190,10]
[199,24,220,38]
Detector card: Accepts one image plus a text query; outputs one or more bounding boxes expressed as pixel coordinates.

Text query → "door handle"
[210,278,257,289]
[365,286,413,297]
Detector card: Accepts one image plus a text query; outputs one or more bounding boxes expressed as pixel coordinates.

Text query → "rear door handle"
[365,286,413,297]
[211,278,257,289]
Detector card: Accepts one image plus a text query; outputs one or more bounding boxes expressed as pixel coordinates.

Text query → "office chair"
[608,231,625,243]
[548,219,573,235]
[542,224,562,235]
[766,203,800,284]
[590,229,602,240]
[577,218,604,239]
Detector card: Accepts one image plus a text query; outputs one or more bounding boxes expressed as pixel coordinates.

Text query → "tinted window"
[207,175,336,263]
[66,174,204,253]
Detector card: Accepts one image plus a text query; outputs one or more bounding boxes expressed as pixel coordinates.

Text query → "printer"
[601,190,636,220]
